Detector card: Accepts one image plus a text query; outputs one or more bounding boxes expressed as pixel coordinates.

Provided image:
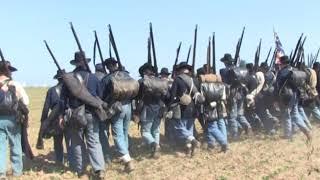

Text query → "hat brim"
[70,58,91,65]
[139,64,155,76]
[160,72,171,75]
[104,59,118,65]
[220,58,235,63]
[176,64,193,71]
[8,66,17,72]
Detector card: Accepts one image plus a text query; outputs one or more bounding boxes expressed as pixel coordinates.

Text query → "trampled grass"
[10,88,320,179]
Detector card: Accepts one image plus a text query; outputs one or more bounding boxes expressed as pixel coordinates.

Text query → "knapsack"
[0,80,18,116]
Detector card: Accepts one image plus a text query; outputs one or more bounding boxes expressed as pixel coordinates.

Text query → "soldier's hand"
[59,118,65,129]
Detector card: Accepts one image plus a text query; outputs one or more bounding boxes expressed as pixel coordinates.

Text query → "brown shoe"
[124,161,134,173]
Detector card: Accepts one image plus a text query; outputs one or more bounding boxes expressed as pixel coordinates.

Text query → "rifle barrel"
[186,45,192,63]
[192,24,198,73]
[149,23,158,75]
[212,32,216,74]
[94,31,104,65]
[70,22,83,52]
[0,48,5,62]
[44,40,62,71]
[108,24,123,70]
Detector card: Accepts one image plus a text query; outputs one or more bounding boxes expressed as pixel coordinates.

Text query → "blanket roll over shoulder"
[199,74,222,83]
[62,72,107,120]
[142,76,169,97]
[110,71,140,101]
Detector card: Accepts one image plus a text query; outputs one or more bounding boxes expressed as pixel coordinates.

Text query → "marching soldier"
[136,64,170,158]
[245,63,265,131]
[255,62,278,134]
[0,60,29,178]
[159,67,174,143]
[169,62,203,156]
[93,63,112,166]
[275,56,311,140]
[101,57,135,172]
[220,54,252,140]
[199,68,228,152]
[60,51,106,179]
[36,70,72,165]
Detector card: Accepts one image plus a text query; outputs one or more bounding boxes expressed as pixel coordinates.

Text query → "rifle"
[294,36,307,66]
[69,22,91,72]
[94,31,107,73]
[312,48,320,65]
[254,39,262,71]
[291,33,303,65]
[108,38,112,58]
[186,45,192,64]
[269,48,277,71]
[44,40,62,71]
[206,37,211,73]
[108,24,123,70]
[192,25,198,74]
[234,27,245,66]
[147,37,152,64]
[0,48,5,63]
[264,47,272,64]
[149,23,158,76]
[172,42,182,76]
[212,32,216,74]
[93,39,97,66]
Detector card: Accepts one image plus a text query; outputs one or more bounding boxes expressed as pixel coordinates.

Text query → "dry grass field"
[7,88,320,179]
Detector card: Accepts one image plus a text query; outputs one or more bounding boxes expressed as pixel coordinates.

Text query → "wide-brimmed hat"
[6,61,17,72]
[95,63,105,72]
[160,67,171,75]
[53,69,66,79]
[220,53,235,63]
[0,61,18,72]
[175,61,193,71]
[103,57,118,66]
[279,55,290,64]
[313,62,320,69]
[139,63,155,76]
[70,51,91,65]
[246,63,254,70]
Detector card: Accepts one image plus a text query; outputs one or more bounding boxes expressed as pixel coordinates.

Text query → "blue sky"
[0,0,319,86]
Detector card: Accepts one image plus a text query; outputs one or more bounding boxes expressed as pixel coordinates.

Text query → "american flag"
[274,31,285,64]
